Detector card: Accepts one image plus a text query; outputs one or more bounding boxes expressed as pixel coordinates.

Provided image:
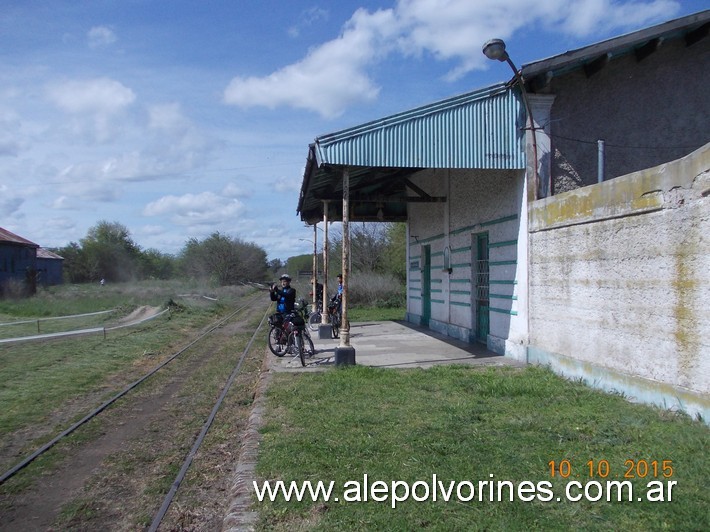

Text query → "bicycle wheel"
[289,332,306,366]
[308,311,321,332]
[268,326,288,356]
[302,333,315,358]
[331,313,340,339]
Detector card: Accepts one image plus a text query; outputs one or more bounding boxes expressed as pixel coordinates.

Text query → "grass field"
[254,365,709,531]
[0,280,274,530]
[0,281,254,470]
[3,284,707,530]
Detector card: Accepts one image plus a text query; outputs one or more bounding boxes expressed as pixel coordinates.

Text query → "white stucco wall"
[407,168,527,358]
[529,143,710,417]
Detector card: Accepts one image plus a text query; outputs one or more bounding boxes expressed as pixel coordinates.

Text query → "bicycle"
[308,300,323,332]
[267,300,315,366]
[267,313,288,356]
[327,298,341,339]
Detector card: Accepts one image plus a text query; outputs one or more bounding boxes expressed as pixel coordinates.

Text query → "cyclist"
[329,273,343,315]
[270,274,296,314]
[336,273,343,297]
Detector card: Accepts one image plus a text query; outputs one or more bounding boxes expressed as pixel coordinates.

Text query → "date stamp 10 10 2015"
[548,459,674,480]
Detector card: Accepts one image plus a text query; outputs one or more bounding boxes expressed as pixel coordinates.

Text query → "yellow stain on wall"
[530,143,709,232]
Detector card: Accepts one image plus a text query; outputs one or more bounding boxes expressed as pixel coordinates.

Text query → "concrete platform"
[267,320,524,372]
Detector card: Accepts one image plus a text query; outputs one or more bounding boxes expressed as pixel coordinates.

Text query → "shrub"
[344,272,405,307]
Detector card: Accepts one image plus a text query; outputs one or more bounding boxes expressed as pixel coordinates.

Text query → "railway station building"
[297,11,710,419]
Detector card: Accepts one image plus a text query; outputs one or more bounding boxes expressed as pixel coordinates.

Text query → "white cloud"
[148,102,188,132]
[224,7,397,118]
[546,0,681,36]
[222,183,249,198]
[273,176,301,193]
[45,77,137,142]
[46,217,76,231]
[88,25,117,48]
[395,0,681,80]
[224,0,681,113]
[48,195,77,210]
[47,77,135,115]
[288,7,329,38]
[137,224,165,236]
[45,101,215,195]
[143,191,246,226]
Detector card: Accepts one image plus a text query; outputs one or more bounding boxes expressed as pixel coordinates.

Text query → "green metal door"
[421,245,431,326]
[474,233,489,343]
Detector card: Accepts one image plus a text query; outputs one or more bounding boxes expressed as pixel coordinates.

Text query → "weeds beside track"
[0,287,274,530]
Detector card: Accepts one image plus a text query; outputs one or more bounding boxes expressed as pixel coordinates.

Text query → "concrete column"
[318,201,331,339]
[335,168,356,365]
[311,224,317,308]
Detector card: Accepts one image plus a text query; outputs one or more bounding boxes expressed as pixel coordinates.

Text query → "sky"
[1,0,707,261]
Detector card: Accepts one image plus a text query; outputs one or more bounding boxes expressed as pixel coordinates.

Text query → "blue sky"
[1,0,706,261]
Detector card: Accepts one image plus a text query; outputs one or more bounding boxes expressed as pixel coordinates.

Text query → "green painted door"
[421,245,431,326]
[474,233,489,343]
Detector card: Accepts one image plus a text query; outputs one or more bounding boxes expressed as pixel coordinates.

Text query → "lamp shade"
[482,38,508,61]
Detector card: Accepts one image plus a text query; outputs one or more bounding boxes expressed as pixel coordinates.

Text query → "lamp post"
[482,38,540,200]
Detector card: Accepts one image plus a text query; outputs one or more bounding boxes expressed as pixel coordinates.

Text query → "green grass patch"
[0,281,255,468]
[255,365,709,530]
[0,280,186,318]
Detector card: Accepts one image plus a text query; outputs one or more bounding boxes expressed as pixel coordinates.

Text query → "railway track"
[0,291,273,530]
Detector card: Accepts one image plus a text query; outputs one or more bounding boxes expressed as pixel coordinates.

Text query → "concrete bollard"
[318,324,332,340]
[334,346,356,366]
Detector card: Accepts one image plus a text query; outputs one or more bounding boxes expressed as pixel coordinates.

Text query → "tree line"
[53,220,407,287]
[53,221,270,286]
[283,222,406,281]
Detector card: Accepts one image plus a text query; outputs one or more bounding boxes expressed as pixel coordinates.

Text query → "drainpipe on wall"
[598,140,606,183]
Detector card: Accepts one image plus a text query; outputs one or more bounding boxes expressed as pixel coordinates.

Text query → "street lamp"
[482,38,540,200]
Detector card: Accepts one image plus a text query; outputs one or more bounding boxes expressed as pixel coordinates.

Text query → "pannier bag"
[290,314,305,327]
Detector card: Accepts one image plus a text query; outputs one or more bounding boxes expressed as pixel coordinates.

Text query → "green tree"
[179,232,268,285]
[285,254,312,278]
[268,258,284,275]
[329,222,403,276]
[53,242,88,283]
[80,221,142,282]
[383,222,406,282]
[139,248,176,280]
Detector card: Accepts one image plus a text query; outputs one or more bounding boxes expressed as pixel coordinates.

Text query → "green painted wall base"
[528,346,709,424]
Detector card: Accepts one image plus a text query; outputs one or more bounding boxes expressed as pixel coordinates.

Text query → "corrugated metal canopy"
[298,82,525,224]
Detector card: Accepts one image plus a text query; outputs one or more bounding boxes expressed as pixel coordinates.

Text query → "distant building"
[0,226,39,296]
[36,248,65,286]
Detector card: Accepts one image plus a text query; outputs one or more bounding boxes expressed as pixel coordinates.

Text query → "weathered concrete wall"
[529,143,710,418]
[407,168,527,358]
[542,33,710,193]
